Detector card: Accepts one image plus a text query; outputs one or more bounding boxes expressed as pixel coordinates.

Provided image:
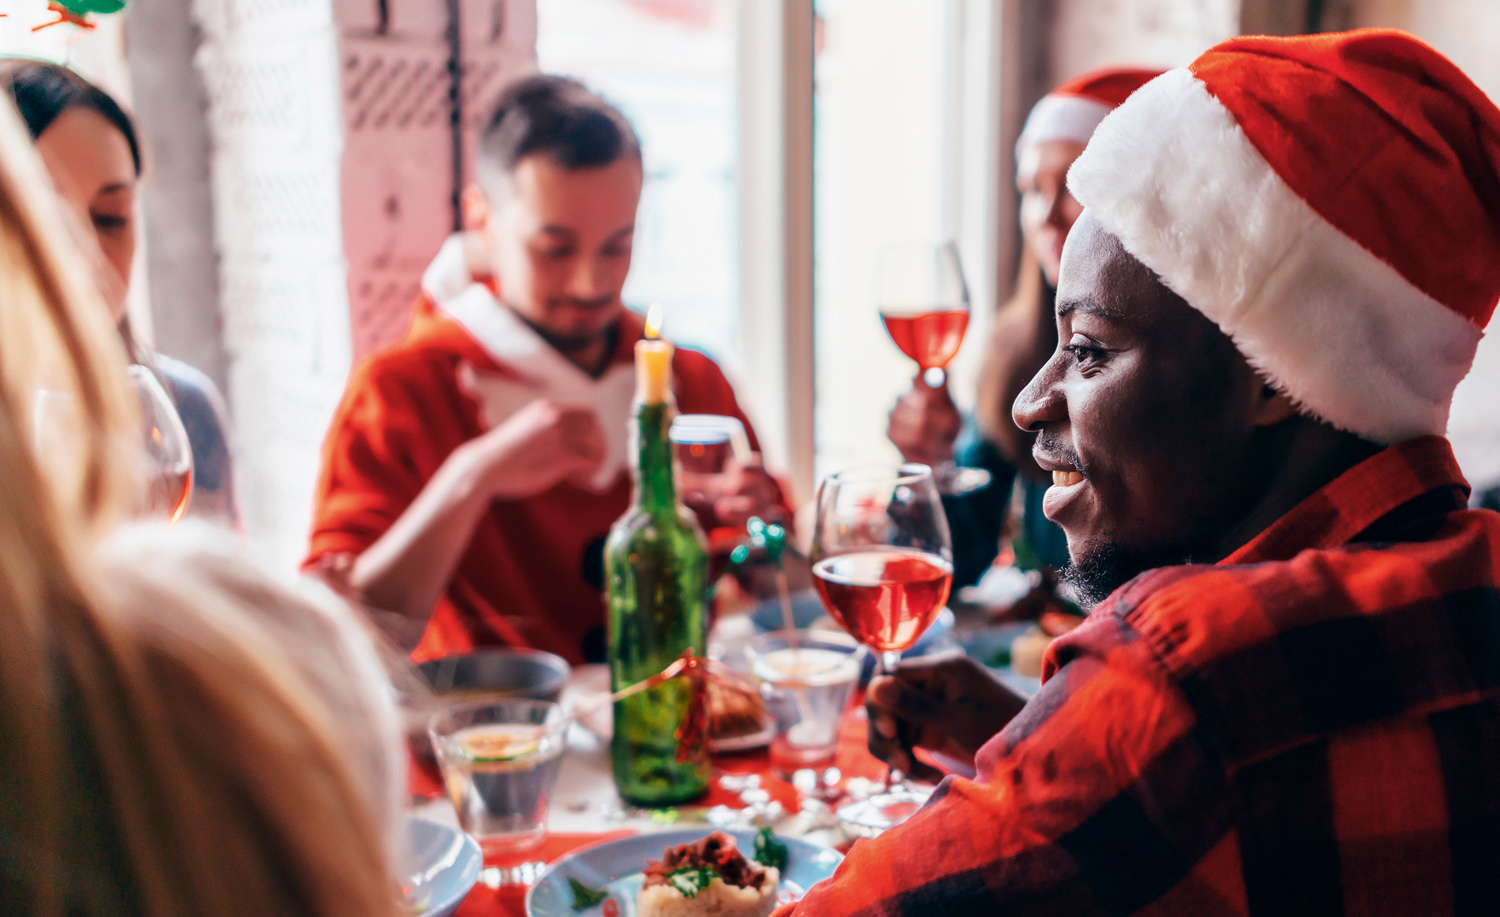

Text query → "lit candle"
[636,303,674,404]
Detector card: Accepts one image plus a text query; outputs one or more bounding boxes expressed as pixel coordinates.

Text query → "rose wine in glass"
[877,241,991,496]
[812,548,952,652]
[812,463,953,834]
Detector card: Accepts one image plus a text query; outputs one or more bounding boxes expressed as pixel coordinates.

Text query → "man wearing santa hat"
[786,29,1500,914]
[889,67,1163,603]
[308,75,781,664]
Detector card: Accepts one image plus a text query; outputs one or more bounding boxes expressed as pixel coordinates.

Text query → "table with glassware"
[402,277,1051,916]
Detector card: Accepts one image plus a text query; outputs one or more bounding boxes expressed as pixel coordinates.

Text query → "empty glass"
[745,629,865,796]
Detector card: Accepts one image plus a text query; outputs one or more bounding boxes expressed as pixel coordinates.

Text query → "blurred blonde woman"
[0,86,403,917]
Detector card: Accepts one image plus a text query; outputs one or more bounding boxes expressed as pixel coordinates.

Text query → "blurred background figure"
[0,87,402,915]
[886,68,1161,605]
[308,74,782,664]
[2,59,238,525]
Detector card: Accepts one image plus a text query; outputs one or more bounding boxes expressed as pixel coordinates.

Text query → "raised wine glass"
[811,463,953,833]
[877,240,991,495]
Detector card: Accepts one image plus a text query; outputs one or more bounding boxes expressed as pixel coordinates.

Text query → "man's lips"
[1034,443,1088,520]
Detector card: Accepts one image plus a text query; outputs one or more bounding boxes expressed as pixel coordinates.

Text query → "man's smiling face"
[1013,212,1281,604]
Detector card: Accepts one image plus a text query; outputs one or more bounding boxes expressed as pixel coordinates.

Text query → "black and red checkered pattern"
[782,436,1500,916]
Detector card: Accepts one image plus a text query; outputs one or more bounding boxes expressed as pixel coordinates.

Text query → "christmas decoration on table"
[32,0,126,31]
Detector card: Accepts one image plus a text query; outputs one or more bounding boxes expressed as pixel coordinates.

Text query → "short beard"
[1062,542,1198,609]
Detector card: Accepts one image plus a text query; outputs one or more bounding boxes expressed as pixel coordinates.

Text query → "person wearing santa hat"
[308,75,783,664]
[888,68,1161,598]
[782,29,1500,915]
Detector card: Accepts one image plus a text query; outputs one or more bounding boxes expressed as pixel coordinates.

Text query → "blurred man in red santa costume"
[309,75,780,663]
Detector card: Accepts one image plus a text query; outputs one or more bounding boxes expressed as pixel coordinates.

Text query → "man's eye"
[1062,339,1105,366]
[92,213,128,233]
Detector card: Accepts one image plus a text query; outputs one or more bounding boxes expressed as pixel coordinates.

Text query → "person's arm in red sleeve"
[776,597,1238,916]
[310,360,607,628]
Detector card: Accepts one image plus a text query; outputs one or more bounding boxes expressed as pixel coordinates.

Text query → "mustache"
[1033,431,1086,476]
[547,295,616,311]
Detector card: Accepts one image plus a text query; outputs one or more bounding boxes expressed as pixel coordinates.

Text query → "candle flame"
[644,303,663,340]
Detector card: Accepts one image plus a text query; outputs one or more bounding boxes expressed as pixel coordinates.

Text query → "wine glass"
[810,463,953,833]
[877,240,991,495]
[128,365,194,524]
[33,366,194,524]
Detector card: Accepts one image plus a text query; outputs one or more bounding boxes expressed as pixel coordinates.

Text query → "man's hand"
[683,457,784,532]
[887,374,963,467]
[866,651,1026,781]
[465,400,606,500]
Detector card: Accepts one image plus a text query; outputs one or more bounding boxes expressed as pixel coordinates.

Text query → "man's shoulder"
[1104,511,1500,764]
[1112,509,1500,661]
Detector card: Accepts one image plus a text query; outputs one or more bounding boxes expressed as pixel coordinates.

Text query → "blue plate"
[526,828,842,917]
[404,817,482,917]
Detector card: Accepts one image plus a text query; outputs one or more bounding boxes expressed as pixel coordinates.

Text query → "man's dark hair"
[477,74,640,191]
[1,59,142,176]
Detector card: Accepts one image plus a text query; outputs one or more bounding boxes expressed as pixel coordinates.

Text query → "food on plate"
[637,831,780,917]
[569,877,609,911]
[751,828,787,872]
[706,669,768,741]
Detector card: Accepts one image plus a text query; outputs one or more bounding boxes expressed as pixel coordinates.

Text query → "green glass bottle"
[605,392,710,806]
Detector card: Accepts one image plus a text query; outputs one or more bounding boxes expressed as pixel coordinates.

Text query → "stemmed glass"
[877,240,991,495]
[810,463,954,833]
[34,365,194,524]
[128,365,194,523]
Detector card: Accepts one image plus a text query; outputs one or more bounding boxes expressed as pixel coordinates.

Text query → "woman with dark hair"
[887,68,1163,601]
[3,58,238,524]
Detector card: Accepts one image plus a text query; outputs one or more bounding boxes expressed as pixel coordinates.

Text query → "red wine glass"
[877,240,991,496]
[811,463,953,832]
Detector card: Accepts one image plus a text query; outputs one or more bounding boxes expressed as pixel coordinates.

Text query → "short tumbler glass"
[744,629,865,792]
[429,698,566,858]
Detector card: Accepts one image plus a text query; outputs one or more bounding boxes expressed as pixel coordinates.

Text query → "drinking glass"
[745,629,865,796]
[810,463,954,832]
[429,698,566,884]
[671,413,757,580]
[877,240,990,495]
[128,365,194,523]
[33,365,194,524]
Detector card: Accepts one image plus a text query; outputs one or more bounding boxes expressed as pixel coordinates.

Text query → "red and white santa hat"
[1069,29,1500,445]
[1016,68,1166,155]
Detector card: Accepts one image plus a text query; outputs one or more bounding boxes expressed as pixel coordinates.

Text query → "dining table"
[411,662,891,917]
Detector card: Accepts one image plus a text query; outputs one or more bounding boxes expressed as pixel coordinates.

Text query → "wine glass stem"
[880,650,906,790]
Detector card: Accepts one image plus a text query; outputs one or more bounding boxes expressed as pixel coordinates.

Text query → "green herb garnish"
[666,865,719,899]
[568,878,609,911]
[753,827,788,872]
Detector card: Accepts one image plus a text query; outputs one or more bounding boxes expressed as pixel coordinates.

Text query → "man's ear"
[461,184,491,233]
[1251,382,1298,427]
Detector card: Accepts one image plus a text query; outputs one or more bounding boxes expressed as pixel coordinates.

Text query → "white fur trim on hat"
[1067,68,1484,445]
[1017,95,1114,155]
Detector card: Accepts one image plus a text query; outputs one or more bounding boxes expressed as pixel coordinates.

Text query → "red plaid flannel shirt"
[783,436,1500,916]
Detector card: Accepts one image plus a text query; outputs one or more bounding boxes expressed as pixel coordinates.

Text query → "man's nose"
[566,256,607,300]
[1044,190,1071,230]
[1012,357,1065,433]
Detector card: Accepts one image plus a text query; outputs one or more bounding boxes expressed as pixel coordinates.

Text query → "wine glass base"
[933,464,992,497]
[836,785,933,839]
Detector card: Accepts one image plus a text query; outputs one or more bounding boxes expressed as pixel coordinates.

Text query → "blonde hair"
[0,90,403,917]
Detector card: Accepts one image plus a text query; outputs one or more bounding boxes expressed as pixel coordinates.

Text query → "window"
[536,0,742,380]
